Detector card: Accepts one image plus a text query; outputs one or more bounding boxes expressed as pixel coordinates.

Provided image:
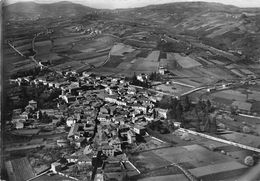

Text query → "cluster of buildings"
[6,70,169,180]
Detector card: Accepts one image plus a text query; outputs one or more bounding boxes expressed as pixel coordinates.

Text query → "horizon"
[4,0,260,9]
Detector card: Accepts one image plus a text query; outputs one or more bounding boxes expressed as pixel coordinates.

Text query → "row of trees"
[149,72,162,81]
[10,67,50,79]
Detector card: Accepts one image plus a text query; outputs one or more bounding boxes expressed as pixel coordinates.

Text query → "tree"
[183,96,191,111]
[206,100,212,112]
[176,102,183,122]
[38,111,43,120]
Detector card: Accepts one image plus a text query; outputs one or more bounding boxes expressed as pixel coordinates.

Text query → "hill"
[121,1,260,61]
[3,1,96,20]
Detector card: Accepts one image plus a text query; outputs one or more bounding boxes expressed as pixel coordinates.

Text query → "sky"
[4,0,260,9]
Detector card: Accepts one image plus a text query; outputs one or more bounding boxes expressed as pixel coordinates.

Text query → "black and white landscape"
[1,0,260,181]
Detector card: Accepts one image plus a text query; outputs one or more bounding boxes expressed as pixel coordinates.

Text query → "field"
[154,84,191,96]
[52,60,91,73]
[152,144,233,168]
[83,55,108,67]
[5,157,35,181]
[130,58,159,72]
[110,43,135,56]
[221,132,260,148]
[138,174,189,181]
[145,51,160,62]
[209,87,260,113]
[103,56,123,68]
[174,53,202,68]
[130,151,171,172]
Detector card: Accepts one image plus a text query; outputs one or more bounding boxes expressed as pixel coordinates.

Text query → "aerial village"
[3,4,260,180]
[4,63,260,181]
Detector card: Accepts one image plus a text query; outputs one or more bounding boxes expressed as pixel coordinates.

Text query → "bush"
[181,132,191,141]
[242,126,251,133]
[244,156,254,166]
[218,123,225,129]
[209,144,216,151]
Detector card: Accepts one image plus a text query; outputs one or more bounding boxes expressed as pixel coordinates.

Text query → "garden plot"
[174,53,202,68]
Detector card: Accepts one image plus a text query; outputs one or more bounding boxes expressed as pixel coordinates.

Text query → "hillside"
[3,1,260,61]
[3,1,96,20]
[121,2,260,61]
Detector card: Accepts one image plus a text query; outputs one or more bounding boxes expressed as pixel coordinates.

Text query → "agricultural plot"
[138,174,189,181]
[208,59,226,65]
[251,101,260,114]
[239,68,254,75]
[116,62,132,70]
[145,51,160,62]
[82,55,107,67]
[230,69,245,78]
[69,51,108,61]
[13,39,32,47]
[153,144,233,168]
[53,36,80,46]
[34,40,63,62]
[196,57,214,66]
[221,132,260,148]
[130,58,159,72]
[15,43,32,53]
[13,62,38,73]
[123,162,140,177]
[130,151,171,172]
[194,67,234,80]
[110,43,135,56]
[155,84,191,96]
[13,59,33,68]
[206,24,238,38]
[52,60,89,72]
[189,161,247,181]
[211,90,247,102]
[174,53,202,68]
[72,35,116,52]
[124,39,157,48]
[103,55,122,68]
